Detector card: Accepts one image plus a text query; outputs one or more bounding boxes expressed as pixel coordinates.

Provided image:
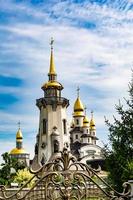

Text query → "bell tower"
[35,38,69,164]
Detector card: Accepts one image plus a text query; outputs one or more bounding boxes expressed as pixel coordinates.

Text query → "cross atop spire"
[18,121,21,129]
[50,37,54,50]
[84,106,87,115]
[77,86,80,97]
[48,37,57,80]
[91,110,93,118]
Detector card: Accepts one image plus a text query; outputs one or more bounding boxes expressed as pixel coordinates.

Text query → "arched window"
[76,119,79,125]
[54,140,59,153]
[63,119,67,134]
[43,119,47,134]
[75,134,78,139]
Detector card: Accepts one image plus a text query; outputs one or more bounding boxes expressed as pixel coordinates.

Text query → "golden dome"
[90,112,96,130]
[74,97,84,111]
[73,111,84,117]
[41,81,63,90]
[83,116,89,127]
[10,148,28,155]
[16,128,23,139]
[73,96,84,117]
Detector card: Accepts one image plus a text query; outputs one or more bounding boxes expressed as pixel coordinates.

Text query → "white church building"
[32,39,104,169]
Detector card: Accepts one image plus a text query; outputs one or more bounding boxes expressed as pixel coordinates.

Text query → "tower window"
[76,119,79,125]
[75,134,78,139]
[43,119,47,134]
[63,119,67,134]
[54,140,59,153]
[87,129,88,133]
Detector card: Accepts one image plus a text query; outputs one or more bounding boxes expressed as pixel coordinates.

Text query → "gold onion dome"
[41,38,63,90]
[16,128,23,139]
[10,148,27,155]
[41,81,63,90]
[10,127,28,155]
[73,96,84,117]
[83,115,89,127]
[90,112,96,130]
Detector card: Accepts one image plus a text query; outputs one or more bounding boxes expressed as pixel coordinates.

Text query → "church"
[32,38,104,168]
[10,39,104,169]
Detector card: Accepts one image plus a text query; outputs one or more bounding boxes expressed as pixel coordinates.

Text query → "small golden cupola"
[10,122,28,155]
[83,107,89,127]
[41,38,63,92]
[10,122,30,167]
[73,87,84,117]
[90,111,96,130]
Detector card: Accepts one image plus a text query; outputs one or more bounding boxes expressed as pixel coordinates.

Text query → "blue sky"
[0,0,133,163]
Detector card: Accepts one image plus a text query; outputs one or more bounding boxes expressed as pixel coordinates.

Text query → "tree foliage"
[0,152,25,186]
[14,168,34,188]
[105,75,133,191]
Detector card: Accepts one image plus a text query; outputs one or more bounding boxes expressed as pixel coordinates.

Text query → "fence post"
[128,180,133,200]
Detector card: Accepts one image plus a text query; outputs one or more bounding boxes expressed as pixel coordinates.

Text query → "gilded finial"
[91,110,93,118]
[77,86,80,97]
[50,37,54,50]
[84,106,87,115]
[18,121,21,129]
[48,37,56,77]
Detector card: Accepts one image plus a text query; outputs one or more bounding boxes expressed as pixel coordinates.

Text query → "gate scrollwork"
[0,148,131,200]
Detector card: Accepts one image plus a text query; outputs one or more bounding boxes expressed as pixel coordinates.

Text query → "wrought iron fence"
[0,148,131,200]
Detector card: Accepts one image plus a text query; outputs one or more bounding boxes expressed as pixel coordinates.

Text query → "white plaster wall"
[38,104,69,162]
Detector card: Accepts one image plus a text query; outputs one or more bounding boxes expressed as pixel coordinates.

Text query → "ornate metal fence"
[0,148,131,200]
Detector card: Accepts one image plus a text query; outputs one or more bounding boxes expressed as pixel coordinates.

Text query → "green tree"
[105,75,133,191]
[14,168,34,188]
[0,152,25,186]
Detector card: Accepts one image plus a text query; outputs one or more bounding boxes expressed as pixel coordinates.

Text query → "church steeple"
[90,111,96,130]
[73,87,84,117]
[48,37,57,81]
[41,38,63,93]
[35,39,69,164]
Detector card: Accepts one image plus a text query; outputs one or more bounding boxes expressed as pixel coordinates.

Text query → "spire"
[83,106,89,127]
[16,121,23,140]
[77,86,80,97]
[48,37,57,81]
[84,106,87,115]
[73,87,84,117]
[90,111,96,130]
[41,38,63,92]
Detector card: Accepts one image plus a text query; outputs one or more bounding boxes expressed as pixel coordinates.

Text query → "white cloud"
[0,0,133,162]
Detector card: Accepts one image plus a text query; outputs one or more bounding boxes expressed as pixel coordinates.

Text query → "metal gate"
[0,148,131,200]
